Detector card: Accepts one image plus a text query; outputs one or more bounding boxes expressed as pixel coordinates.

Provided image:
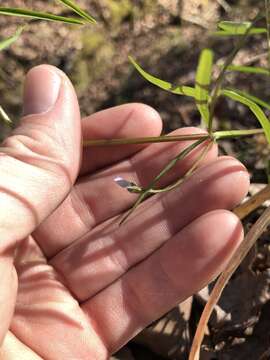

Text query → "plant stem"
[208,13,262,134]
[119,137,208,224]
[83,129,264,147]
[148,140,213,193]
[83,133,208,147]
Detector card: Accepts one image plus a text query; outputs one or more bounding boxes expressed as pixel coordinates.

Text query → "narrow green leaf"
[225,89,270,111]
[208,16,261,133]
[129,56,195,97]
[0,7,85,25]
[222,89,270,145]
[120,137,208,224]
[214,128,264,140]
[214,21,267,36]
[226,65,270,75]
[57,0,96,24]
[195,49,213,127]
[219,21,259,32]
[0,26,23,52]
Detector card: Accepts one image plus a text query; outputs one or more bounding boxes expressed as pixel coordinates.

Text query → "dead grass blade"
[188,205,270,360]
[234,184,270,220]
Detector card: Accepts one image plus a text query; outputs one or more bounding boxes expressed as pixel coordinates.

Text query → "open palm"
[0,66,249,359]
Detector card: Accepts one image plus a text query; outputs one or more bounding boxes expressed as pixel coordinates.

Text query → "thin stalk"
[83,133,208,147]
[208,13,262,133]
[83,129,263,147]
[149,140,213,193]
[120,137,208,224]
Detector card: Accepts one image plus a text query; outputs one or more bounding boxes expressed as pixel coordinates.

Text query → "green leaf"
[129,56,196,97]
[0,26,23,52]
[0,7,85,25]
[57,0,96,24]
[225,89,270,111]
[195,48,213,127]
[214,21,267,36]
[120,136,208,224]
[226,65,270,75]
[222,89,270,145]
[214,128,264,140]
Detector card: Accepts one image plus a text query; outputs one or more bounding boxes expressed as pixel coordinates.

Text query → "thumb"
[0,65,81,343]
[1,64,81,244]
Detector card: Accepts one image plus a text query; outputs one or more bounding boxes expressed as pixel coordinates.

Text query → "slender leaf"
[195,49,213,127]
[215,21,267,36]
[0,7,85,25]
[222,89,270,145]
[226,65,270,75]
[214,128,264,140]
[120,137,208,224]
[225,88,270,111]
[218,21,265,33]
[57,0,96,24]
[129,56,196,97]
[0,26,23,52]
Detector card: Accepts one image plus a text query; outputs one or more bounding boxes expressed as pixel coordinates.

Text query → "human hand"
[0,65,249,359]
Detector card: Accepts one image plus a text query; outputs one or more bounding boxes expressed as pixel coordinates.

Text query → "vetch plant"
[85,8,270,359]
[103,15,270,225]
[1,2,270,359]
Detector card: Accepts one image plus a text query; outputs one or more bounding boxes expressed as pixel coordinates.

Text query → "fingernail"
[23,66,61,116]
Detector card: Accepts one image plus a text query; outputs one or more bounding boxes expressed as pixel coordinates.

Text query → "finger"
[81,103,163,174]
[0,256,17,346]
[0,332,42,359]
[77,128,217,225]
[0,65,81,343]
[36,128,217,258]
[1,64,81,244]
[82,210,243,353]
[50,157,249,302]
[10,237,106,360]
